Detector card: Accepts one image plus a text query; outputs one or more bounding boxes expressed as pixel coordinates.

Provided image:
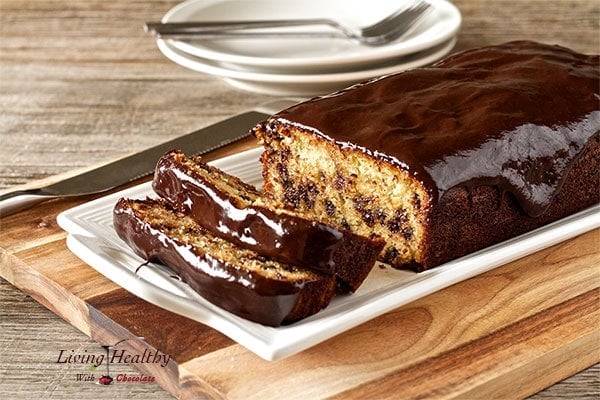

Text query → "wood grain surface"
[1,0,599,399]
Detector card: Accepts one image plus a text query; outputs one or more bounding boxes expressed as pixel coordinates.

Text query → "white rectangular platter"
[57,147,600,361]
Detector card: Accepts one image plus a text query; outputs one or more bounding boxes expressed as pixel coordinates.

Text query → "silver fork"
[145,1,432,46]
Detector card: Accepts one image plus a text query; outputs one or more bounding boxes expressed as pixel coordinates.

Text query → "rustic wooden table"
[1,0,598,399]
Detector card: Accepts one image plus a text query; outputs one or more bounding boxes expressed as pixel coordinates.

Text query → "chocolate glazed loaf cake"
[254,41,600,271]
[113,198,336,326]
[152,150,384,292]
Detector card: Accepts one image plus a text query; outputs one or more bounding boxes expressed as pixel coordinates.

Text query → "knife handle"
[0,190,55,217]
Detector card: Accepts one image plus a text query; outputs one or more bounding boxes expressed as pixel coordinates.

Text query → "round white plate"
[162,0,461,73]
[157,37,456,96]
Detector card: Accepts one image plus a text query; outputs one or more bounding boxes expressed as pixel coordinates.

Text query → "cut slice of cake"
[253,41,600,271]
[152,149,385,292]
[113,198,336,326]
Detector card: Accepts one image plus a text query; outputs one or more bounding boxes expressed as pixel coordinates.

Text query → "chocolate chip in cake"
[353,196,378,226]
[412,193,422,210]
[280,264,299,273]
[276,150,291,179]
[387,209,409,234]
[360,207,387,226]
[283,183,301,208]
[401,226,414,241]
[334,173,345,190]
[299,181,319,208]
[255,254,268,263]
[383,247,399,263]
[240,193,253,202]
[375,208,387,223]
[324,199,337,216]
[340,219,351,231]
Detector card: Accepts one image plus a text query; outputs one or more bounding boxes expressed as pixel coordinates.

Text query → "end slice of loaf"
[113,197,336,326]
[152,150,384,292]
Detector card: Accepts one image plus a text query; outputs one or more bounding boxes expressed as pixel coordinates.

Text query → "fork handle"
[0,190,55,217]
[144,20,350,39]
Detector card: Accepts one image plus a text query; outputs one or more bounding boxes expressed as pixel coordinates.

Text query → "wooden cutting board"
[1,143,599,400]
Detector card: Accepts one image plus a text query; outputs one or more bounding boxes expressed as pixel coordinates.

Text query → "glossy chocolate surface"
[113,198,331,326]
[270,41,600,217]
[152,150,383,291]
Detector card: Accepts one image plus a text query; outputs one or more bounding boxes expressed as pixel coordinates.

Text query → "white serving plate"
[162,0,462,73]
[157,37,456,96]
[57,147,600,361]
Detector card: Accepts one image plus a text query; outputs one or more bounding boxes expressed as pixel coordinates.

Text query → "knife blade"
[0,99,298,216]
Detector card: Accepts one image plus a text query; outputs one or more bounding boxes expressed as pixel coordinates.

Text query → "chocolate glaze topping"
[270,41,600,217]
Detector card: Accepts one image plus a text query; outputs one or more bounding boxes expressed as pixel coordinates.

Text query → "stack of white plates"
[155,0,462,96]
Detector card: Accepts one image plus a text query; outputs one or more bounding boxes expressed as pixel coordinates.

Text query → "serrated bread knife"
[0,99,298,217]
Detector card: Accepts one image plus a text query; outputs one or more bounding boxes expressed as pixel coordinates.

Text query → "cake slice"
[152,149,385,292]
[253,41,599,271]
[113,198,336,326]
